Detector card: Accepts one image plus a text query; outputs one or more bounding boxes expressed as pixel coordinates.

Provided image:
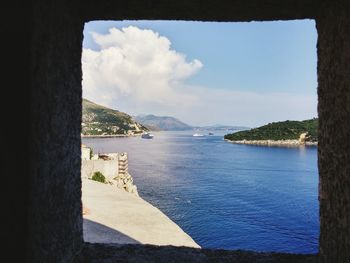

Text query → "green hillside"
[82,99,148,136]
[224,118,318,142]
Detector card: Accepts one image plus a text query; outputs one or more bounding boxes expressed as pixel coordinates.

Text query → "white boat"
[193,133,204,137]
[141,132,154,139]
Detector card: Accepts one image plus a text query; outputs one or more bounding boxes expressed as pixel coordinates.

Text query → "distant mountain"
[135,114,193,131]
[82,99,148,136]
[224,118,318,142]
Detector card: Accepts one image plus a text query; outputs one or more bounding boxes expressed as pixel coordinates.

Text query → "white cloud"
[82,26,317,127]
[82,26,202,110]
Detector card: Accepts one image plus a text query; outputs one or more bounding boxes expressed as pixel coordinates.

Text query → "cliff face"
[82,99,148,136]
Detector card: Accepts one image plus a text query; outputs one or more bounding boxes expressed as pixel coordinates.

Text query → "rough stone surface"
[74,243,317,263]
[316,1,350,262]
[82,0,319,22]
[29,0,84,261]
[15,0,350,262]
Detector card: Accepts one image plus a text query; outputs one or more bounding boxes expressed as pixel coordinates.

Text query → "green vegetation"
[224,118,318,142]
[82,99,148,136]
[91,171,106,183]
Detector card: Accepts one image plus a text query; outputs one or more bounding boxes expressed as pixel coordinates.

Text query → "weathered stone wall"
[81,159,119,181]
[82,0,318,22]
[74,243,317,263]
[29,0,84,261]
[316,1,350,262]
[22,0,350,262]
[81,152,138,195]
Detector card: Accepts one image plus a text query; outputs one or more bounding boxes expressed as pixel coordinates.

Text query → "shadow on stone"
[74,242,318,263]
[83,218,141,244]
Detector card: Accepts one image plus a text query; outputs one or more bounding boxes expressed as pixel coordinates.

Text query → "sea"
[82,130,319,254]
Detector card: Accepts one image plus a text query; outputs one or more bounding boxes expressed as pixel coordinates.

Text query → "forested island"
[224,118,318,146]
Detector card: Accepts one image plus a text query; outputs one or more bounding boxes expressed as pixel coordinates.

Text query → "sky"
[82,20,318,128]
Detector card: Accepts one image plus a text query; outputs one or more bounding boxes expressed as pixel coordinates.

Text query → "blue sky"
[82,20,317,127]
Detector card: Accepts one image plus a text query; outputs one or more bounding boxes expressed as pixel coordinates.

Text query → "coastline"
[224,139,318,147]
[81,134,142,138]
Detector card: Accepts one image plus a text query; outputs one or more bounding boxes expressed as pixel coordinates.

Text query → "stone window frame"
[28,1,350,262]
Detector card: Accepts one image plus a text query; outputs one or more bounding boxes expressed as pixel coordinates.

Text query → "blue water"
[82,131,319,254]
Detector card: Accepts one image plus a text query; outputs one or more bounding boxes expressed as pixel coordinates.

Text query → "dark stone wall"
[2,1,31,262]
[20,0,350,262]
[317,1,350,262]
[29,0,84,261]
[82,0,318,22]
[74,243,317,263]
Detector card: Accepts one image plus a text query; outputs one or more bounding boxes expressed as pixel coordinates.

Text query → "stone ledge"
[74,243,318,263]
[82,179,199,248]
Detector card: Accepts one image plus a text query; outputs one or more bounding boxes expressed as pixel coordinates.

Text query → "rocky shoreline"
[225,139,318,147]
[81,134,141,138]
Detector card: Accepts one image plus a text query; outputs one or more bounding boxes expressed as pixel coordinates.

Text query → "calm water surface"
[82,131,319,253]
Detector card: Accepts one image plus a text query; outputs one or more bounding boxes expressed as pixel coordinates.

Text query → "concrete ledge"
[82,179,199,248]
